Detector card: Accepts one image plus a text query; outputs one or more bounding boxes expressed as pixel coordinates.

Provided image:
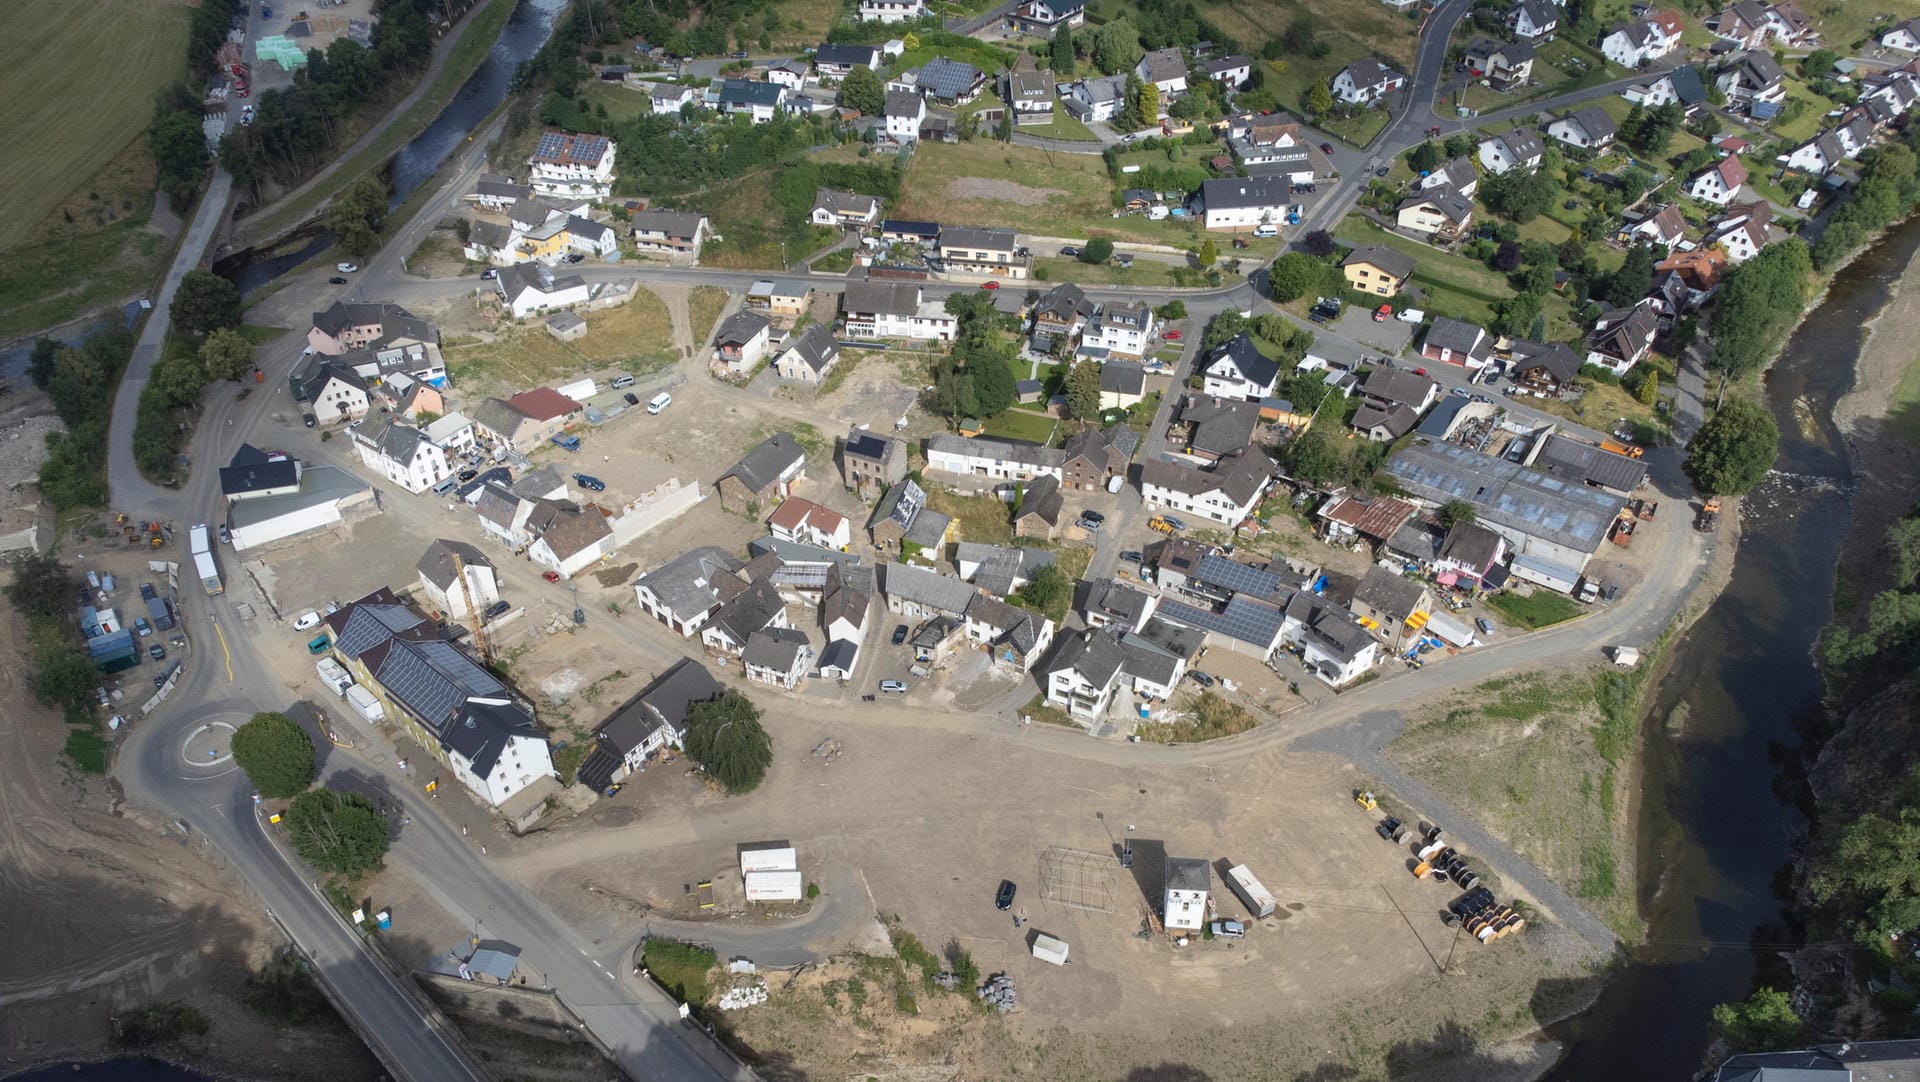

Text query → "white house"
[1546,106,1618,149]
[443,699,556,808]
[350,420,452,494]
[1688,155,1748,205]
[1199,55,1253,89]
[1134,47,1188,100]
[712,310,774,376]
[1012,0,1086,32]
[1067,74,1128,123]
[1585,302,1660,376]
[768,497,852,549]
[1197,175,1293,231]
[1509,0,1559,41]
[1282,593,1382,687]
[1602,21,1660,67]
[1162,858,1211,932]
[632,547,746,637]
[1715,50,1787,106]
[1078,301,1156,360]
[425,412,477,456]
[766,58,810,91]
[857,0,926,22]
[814,43,884,78]
[494,263,590,320]
[716,79,787,123]
[648,83,697,114]
[1881,17,1920,52]
[1396,189,1474,240]
[743,628,813,690]
[809,188,882,228]
[1476,128,1544,175]
[417,539,500,620]
[840,280,957,341]
[526,132,616,199]
[527,505,612,580]
[772,324,840,384]
[1201,333,1282,400]
[1330,57,1406,106]
[1784,131,1845,174]
[1138,446,1274,528]
[306,364,371,426]
[926,434,1065,483]
[629,209,710,257]
[883,89,926,141]
[564,216,619,260]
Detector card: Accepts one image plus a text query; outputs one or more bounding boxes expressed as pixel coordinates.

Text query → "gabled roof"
[537,505,612,560]
[1012,473,1063,527]
[940,225,1018,252]
[1200,175,1291,211]
[1205,332,1281,389]
[813,188,881,217]
[815,42,882,68]
[1349,565,1428,620]
[417,539,493,590]
[927,432,1067,470]
[1139,445,1273,508]
[443,697,543,780]
[1044,627,1129,689]
[1352,402,1420,438]
[724,433,807,494]
[1700,154,1749,188]
[1340,244,1416,280]
[1061,423,1139,465]
[1533,433,1650,493]
[880,562,977,615]
[1319,493,1418,541]
[1401,187,1474,222]
[594,658,723,754]
[629,209,709,238]
[1137,47,1186,84]
[706,578,786,646]
[842,279,924,316]
[917,57,983,99]
[1509,340,1583,383]
[311,300,420,337]
[1422,316,1487,358]
[219,444,299,497]
[1361,367,1436,409]
[844,427,901,465]
[714,309,772,347]
[1439,521,1505,569]
[1179,394,1261,457]
[719,78,785,106]
[530,131,611,167]
[1559,105,1619,141]
[884,89,925,118]
[1669,63,1708,103]
[779,324,839,373]
[1337,56,1401,88]
[1099,360,1146,395]
[505,386,581,422]
[743,626,811,671]
[1035,282,1096,322]
[636,546,747,617]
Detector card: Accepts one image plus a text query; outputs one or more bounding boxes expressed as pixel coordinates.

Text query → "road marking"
[213,619,234,683]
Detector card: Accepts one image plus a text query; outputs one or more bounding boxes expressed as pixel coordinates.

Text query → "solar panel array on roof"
[1154,595,1288,650]
[1384,440,1622,552]
[377,639,504,726]
[1192,554,1282,599]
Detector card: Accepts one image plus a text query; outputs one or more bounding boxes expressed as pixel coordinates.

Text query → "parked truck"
[190,524,223,595]
[344,684,384,722]
[1225,863,1277,919]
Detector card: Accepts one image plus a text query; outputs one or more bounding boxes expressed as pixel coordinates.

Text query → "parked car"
[731,48,749,58]
[1475,617,1495,636]
[623,392,641,406]
[480,269,497,280]
[1060,245,1080,257]
[1412,367,1429,377]
[563,252,584,264]
[458,469,478,483]
[880,679,908,694]
[327,276,348,285]
[1119,550,1144,563]
[1210,920,1246,938]
[293,611,322,631]
[1188,669,1215,687]
[1450,387,1470,399]
[573,473,606,491]
[996,880,1017,910]
[484,600,511,621]
[149,644,166,661]
[892,624,909,645]
[1163,330,1181,341]
[302,413,316,428]
[981,281,1000,290]
[154,671,170,689]
[543,570,562,582]
[218,524,232,544]
[1077,516,1102,532]
[134,618,152,638]
[1320,142,1334,154]
[335,262,358,273]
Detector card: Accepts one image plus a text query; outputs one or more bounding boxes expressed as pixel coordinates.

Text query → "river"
[1546,215,1920,1077]
[219,0,566,295]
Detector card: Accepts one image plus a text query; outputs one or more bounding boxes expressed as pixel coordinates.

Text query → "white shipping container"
[345,685,385,722]
[738,845,798,875]
[1031,934,1070,965]
[1226,864,1277,919]
[315,658,353,696]
[743,869,804,901]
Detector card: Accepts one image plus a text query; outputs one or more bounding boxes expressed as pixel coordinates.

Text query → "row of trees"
[1813,141,1920,271]
[25,322,135,511]
[134,271,252,481]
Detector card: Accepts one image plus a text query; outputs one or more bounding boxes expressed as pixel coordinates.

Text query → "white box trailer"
[1031,934,1070,966]
[743,869,804,901]
[315,658,353,696]
[1225,864,1277,919]
[738,842,797,876]
[344,684,385,722]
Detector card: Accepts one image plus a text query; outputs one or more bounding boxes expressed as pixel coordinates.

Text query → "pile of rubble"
[977,972,1016,1013]
[717,981,768,1010]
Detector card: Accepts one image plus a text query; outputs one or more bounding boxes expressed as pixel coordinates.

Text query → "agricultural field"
[443,288,679,393]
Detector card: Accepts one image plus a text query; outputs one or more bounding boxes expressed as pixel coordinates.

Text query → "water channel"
[1547,214,1920,1076]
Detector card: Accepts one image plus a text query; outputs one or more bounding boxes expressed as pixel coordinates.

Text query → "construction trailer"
[1031,934,1070,966]
[1225,864,1277,919]
[738,842,798,876]
[744,869,804,901]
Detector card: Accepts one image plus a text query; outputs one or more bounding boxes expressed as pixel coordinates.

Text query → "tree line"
[133,271,252,483]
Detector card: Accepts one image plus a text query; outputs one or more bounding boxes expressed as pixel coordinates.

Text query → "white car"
[293,612,322,631]
[335,262,358,273]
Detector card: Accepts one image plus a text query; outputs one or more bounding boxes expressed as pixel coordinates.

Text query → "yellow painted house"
[1339,244,1417,296]
[516,218,571,264]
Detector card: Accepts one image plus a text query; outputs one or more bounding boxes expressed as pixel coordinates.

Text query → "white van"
[1252,224,1279,238]
[611,374,636,389]
[646,392,672,414]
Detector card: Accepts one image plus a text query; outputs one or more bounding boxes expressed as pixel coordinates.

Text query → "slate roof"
[816,42,882,69]
[1180,394,1261,457]
[1034,282,1096,322]
[1139,445,1274,508]
[636,546,747,617]
[1200,175,1291,211]
[926,433,1067,470]
[1045,627,1129,689]
[1099,360,1146,395]
[1205,332,1281,389]
[842,279,923,316]
[1510,340,1583,384]
[957,542,1055,597]
[743,626,812,671]
[1401,187,1474,223]
[1138,47,1186,84]
[813,188,881,217]
[1061,423,1139,465]
[442,696,542,780]
[311,300,421,338]
[1341,244,1415,280]
[1349,565,1428,619]
[1166,856,1212,892]
[714,310,771,348]
[1012,473,1063,528]
[417,539,493,591]
[706,578,786,646]
[1338,56,1401,90]
[723,433,807,494]
[1422,317,1487,358]
[779,324,839,374]
[719,78,785,106]
[1440,521,1506,569]
[880,562,976,615]
[219,444,299,497]
[1361,367,1436,409]
[1495,127,1544,159]
[1669,63,1708,103]
[883,89,925,118]
[1562,105,1620,141]
[1286,592,1377,661]
[594,658,723,754]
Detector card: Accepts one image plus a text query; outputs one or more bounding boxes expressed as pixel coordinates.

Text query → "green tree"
[1636,369,1660,407]
[1154,300,1187,321]
[970,353,1017,415]
[1134,79,1160,126]
[1481,166,1557,223]
[1605,243,1658,307]
[151,351,211,409]
[5,553,83,619]
[1710,988,1804,1053]
[1013,562,1073,619]
[150,108,210,209]
[839,65,884,115]
[1267,251,1320,301]
[1443,133,1475,158]
[1197,237,1217,269]
[1437,500,1476,528]
[1082,237,1115,264]
[170,270,242,338]
[285,789,389,877]
[684,691,774,794]
[929,367,979,420]
[232,712,317,799]
[1890,517,1920,589]
[29,629,99,710]
[1409,140,1442,173]
[1092,17,1142,76]
[1202,310,1249,350]
[1684,398,1778,497]
[1051,25,1075,75]
[1283,426,1341,486]
[324,175,390,257]
[199,327,255,382]
[1065,361,1103,419]
[1300,229,1335,257]
[1304,81,1333,119]
[48,347,110,427]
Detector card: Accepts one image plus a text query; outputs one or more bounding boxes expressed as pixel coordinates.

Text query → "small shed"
[1031,933,1070,966]
[545,311,588,341]
[464,940,522,984]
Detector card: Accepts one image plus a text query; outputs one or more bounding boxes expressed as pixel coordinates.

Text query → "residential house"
[472,174,530,211]
[816,562,874,680]
[1344,565,1433,651]
[578,659,723,790]
[810,188,883,229]
[463,219,514,265]
[766,58,811,91]
[494,263,590,320]
[1198,175,1294,231]
[628,210,711,256]
[561,216,617,261]
[956,542,1054,596]
[1689,155,1748,204]
[350,420,451,494]
[857,0,926,22]
[1177,394,1261,460]
[648,83,696,115]
[841,428,908,498]
[1546,106,1619,150]
[1042,623,1194,720]
[1077,578,1157,633]
[1623,64,1709,111]
[1355,366,1439,431]
[1163,857,1212,932]
[1135,47,1189,101]
[1081,302,1156,360]
[868,477,952,554]
[1463,40,1535,89]
[772,324,841,384]
[745,279,810,319]
[1707,0,1771,48]
[880,562,976,621]
[1764,0,1819,46]
[1621,202,1689,250]
[1707,1039,1920,1082]
[1435,520,1508,588]
[526,131,616,198]
[899,57,986,105]
[743,627,813,689]
[1283,592,1381,686]
[1656,246,1730,300]
[1419,156,1479,198]
[1476,128,1545,175]
[1708,199,1774,262]
[841,280,958,341]
[883,89,926,141]
[1200,55,1253,88]
[1716,50,1787,107]
[717,433,807,512]
[1784,129,1845,175]
[1351,401,1421,442]
[768,497,851,549]
[1509,0,1559,41]
[416,539,499,619]
[1420,317,1493,369]
[1030,282,1097,352]
[936,226,1026,280]
[1881,17,1920,52]
[1341,245,1416,295]
[716,79,787,122]
[633,547,747,636]
[1138,445,1275,528]
[1202,333,1282,400]
[527,504,613,579]
[1585,301,1660,376]
[1012,0,1085,31]
[712,310,774,376]
[700,578,790,655]
[305,364,371,425]
[1065,74,1129,123]
[927,433,1065,483]
[1331,57,1406,106]
[1060,424,1139,489]
[1005,70,1056,125]
[1396,188,1474,241]
[1602,15,1681,68]
[219,444,301,502]
[1508,340,1584,394]
[815,42,884,78]
[1012,473,1064,539]
[1097,360,1147,409]
[306,301,433,356]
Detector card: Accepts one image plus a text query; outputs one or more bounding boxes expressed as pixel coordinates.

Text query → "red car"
[981,281,1000,290]
[1412,367,1429,377]
[542,571,561,582]
[1320,142,1334,155]
[1164,330,1182,341]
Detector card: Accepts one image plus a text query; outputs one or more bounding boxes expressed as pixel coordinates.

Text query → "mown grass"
[979,409,1060,445]
[1485,589,1585,630]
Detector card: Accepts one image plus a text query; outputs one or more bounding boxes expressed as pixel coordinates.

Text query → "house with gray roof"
[926,433,1066,484]
[868,477,952,554]
[1013,473,1064,539]
[1201,333,1282,400]
[898,57,986,104]
[1177,394,1261,461]
[1343,565,1433,651]
[1709,1038,1920,1082]
[578,658,723,791]
[880,562,978,620]
[963,593,1054,671]
[350,420,451,494]
[718,433,807,512]
[842,427,908,498]
[1061,424,1138,489]
[1546,106,1620,149]
[773,324,841,384]
[1283,592,1382,686]
[700,578,791,655]
[416,539,499,620]
[1134,47,1188,99]
[1139,445,1274,528]
[633,546,748,635]
[955,542,1055,597]
[743,627,814,689]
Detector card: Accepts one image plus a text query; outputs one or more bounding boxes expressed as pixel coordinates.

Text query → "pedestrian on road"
[480,845,488,855]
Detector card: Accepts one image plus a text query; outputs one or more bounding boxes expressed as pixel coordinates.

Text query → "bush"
[116,1001,211,1047]
[1081,237,1114,263]
[285,788,389,877]
[232,712,316,798]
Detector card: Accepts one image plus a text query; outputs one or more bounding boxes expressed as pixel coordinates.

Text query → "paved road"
[948,0,1019,36]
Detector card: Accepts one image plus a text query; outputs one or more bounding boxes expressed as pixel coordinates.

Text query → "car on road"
[543,570,562,582]
[1471,393,1491,404]
[1210,920,1246,939]
[1188,670,1215,687]
[1320,142,1334,155]
[1163,330,1181,340]
[981,280,1000,289]
[458,469,477,483]
[149,644,166,661]
[1296,182,1316,193]
[302,413,316,428]
[996,880,1017,910]
[218,524,232,544]
[880,679,908,694]
[480,269,497,280]
[623,392,641,406]
[484,600,512,621]
[563,252,584,264]
[1450,387,1470,399]
[732,49,749,58]
[1411,367,1428,377]
[327,276,348,284]
[293,612,322,631]
[573,473,606,492]
[1060,245,1080,257]
[892,624,909,645]
[335,262,358,273]
[1120,550,1143,563]
[1475,617,1495,636]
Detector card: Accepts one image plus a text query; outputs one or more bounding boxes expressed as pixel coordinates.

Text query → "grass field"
[0,0,191,252]
[690,287,730,345]
[579,80,656,125]
[1334,214,1581,339]
[894,142,1213,246]
[1485,589,1584,629]
[444,289,678,392]
[1017,107,1100,142]
[978,408,1059,445]
[676,169,837,270]
[1197,0,1416,73]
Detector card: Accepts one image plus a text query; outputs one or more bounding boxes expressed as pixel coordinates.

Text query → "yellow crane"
[450,551,491,666]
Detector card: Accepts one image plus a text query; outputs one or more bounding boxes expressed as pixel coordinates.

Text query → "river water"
[219,0,565,295]
[1547,215,1920,1077]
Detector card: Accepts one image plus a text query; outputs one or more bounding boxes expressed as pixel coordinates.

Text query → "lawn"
[690,287,730,344]
[1769,80,1831,145]
[237,0,518,245]
[1017,107,1100,142]
[1136,690,1257,743]
[1485,588,1585,629]
[0,196,167,339]
[444,288,679,392]
[926,486,1014,544]
[1320,107,1393,148]
[895,142,1213,245]
[579,80,656,124]
[678,169,836,270]
[1333,216,1510,321]
[641,939,717,1005]
[1032,257,1191,287]
[0,0,190,252]
[978,409,1060,445]
[1195,0,1417,90]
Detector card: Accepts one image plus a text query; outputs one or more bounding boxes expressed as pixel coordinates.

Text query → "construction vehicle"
[1599,438,1644,459]
[1355,789,1378,811]
[1695,497,1721,532]
[1148,515,1178,535]
[1610,509,1636,547]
